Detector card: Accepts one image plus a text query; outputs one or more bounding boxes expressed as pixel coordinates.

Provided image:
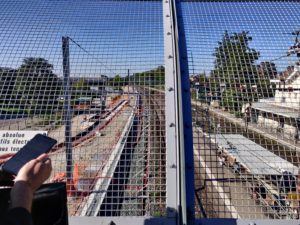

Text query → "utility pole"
[62,36,73,183]
[133,70,135,93]
[190,51,197,99]
[128,69,130,96]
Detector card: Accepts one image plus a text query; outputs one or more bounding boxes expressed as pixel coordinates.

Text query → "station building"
[251,64,300,140]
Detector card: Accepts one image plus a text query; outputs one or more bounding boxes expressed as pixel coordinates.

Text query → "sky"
[0,0,164,77]
[0,1,299,77]
[181,1,300,74]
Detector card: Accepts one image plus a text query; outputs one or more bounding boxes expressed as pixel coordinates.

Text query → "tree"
[133,66,165,87]
[72,78,90,98]
[209,31,260,114]
[194,73,208,101]
[256,61,277,98]
[258,61,277,79]
[0,68,18,105]
[107,75,126,87]
[18,57,53,75]
[13,57,62,114]
[72,78,89,91]
[107,66,165,88]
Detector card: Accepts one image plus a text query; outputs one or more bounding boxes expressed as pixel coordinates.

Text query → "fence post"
[173,0,195,223]
[164,0,180,223]
[62,36,73,183]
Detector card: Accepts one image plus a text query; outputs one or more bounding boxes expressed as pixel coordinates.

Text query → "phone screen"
[2,134,57,175]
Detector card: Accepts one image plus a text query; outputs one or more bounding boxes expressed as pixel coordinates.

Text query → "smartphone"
[2,134,57,175]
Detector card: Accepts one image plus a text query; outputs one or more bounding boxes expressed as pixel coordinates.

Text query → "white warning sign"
[0,131,47,154]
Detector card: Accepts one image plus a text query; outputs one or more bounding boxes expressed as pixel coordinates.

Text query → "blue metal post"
[173,0,195,221]
[62,36,73,182]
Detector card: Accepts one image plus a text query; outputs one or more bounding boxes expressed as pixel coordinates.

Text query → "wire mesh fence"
[182,0,300,220]
[1,0,300,223]
[0,0,166,217]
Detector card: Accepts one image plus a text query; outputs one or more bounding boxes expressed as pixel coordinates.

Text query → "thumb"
[36,153,49,162]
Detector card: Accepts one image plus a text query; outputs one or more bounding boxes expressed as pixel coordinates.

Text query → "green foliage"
[72,78,89,90]
[222,89,237,111]
[209,31,276,114]
[107,66,165,88]
[198,73,207,83]
[114,75,126,86]
[1,57,62,115]
[0,68,18,104]
[256,61,277,98]
[72,78,90,98]
[18,57,53,75]
[133,65,165,87]
[193,73,209,102]
[191,90,197,100]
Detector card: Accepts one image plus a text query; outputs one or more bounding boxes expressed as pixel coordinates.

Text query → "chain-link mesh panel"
[181,1,300,220]
[0,0,165,217]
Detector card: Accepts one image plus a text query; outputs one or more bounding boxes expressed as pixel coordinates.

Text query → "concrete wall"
[291,76,300,88]
[257,116,279,132]
[257,116,297,140]
[283,124,297,140]
[274,91,300,108]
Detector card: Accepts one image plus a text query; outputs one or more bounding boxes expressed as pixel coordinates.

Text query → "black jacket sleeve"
[0,207,33,225]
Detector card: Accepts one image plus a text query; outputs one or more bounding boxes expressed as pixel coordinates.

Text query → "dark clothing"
[0,207,33,225]
[279,171,297,194]
[0,171,30,225]
[0,171,14,187]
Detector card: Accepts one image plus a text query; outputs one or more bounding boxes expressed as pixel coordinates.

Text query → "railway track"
[145,92,166,216]
[137,88,300,218]
[97,90,166,217]
[193,107,299,219]
[44,98,136,215]
[50,100,128,154]
[193,104,300,166]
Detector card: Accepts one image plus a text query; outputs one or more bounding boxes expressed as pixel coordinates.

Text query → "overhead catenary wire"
[270,54,289,62]
[27,25,121,76]
[68,36,119,76]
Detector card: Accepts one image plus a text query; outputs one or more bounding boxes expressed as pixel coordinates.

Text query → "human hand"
[0,153,15,186]
[15,153,52,193]
[10,154,52,212]
[0,153,15,165]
